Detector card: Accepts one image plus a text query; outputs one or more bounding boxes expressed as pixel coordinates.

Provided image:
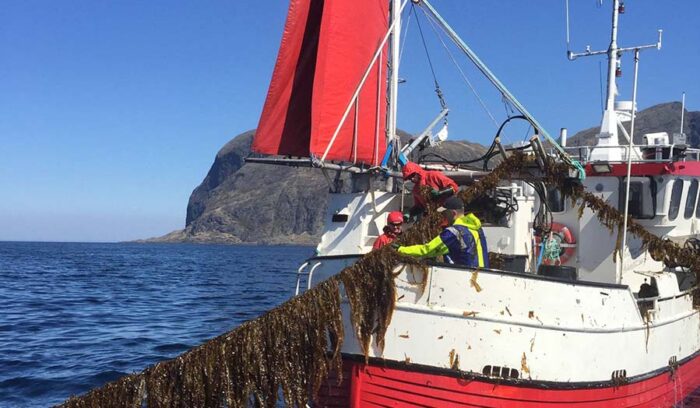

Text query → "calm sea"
[0,242,313,408]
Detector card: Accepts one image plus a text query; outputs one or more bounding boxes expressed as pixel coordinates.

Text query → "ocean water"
[0,242,313,407]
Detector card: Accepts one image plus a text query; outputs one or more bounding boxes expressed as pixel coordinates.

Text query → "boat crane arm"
[397,108,449,162]
[417,0,585,179]
[417,1,561,157]
[245,155,581,185]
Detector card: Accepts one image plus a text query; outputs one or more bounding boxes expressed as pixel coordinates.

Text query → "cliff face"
[185,131,255,227]
[147,131,487,244]
[176,130,331,244]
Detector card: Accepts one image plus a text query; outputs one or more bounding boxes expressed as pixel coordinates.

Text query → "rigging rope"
[421,7,499,128]
[418,0,586,180]
[412,4,448,112]
[502,97,517,118]
[398,4,413,67]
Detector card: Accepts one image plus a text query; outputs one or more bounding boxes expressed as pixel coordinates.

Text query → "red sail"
[252,0,323,157]
[253,0,389,166]
[310,0,388,165]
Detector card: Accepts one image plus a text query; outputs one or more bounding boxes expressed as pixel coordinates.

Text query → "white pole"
[388,0,401,153]
[560,128,568,147]
[620,48,640,284]
[565,0,571,51]
[680,92,686,135]
[605,0,620,112]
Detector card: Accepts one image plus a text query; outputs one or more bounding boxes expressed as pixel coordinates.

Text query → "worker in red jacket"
[402,161,458,217]
[372,211,404,250]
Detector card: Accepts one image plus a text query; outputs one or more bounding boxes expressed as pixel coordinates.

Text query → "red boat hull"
[316,353,700,407]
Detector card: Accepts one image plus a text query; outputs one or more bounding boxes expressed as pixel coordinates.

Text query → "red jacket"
[372,228,399,250]
[402,162,458,209]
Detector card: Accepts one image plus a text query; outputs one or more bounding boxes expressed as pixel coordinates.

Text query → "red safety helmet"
[387,211,404,225]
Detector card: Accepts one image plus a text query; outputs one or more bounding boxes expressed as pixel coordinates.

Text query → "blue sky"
[1,1,698,242]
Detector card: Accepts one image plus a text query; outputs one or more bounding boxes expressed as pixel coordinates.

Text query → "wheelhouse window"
[685,180,698,219]
[668,179,684,221]
[546,187,565,213]
[620,178,655,219]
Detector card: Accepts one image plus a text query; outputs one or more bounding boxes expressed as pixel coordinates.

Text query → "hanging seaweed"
[53,153,565,408]
[58,151,700,408]
[536,154,700,285]
[60,277,346,408]
[59,245,426,407]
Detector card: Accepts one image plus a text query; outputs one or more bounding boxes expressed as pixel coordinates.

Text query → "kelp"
[58,167,495,407]
[573,188,700,271]
[60,278,346,407]
[59,243,424,407]
[59,374,145,408]
[339,249,424,357]
[59,151,700,407]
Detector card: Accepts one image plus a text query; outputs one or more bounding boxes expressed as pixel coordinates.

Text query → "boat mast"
[600,0,621,151]
[388,0,401,156]
[568,0,622,159]
[567,0,661,161]
[604,0,620,113]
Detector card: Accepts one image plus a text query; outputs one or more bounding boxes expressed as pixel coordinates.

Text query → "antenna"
[565,0,571,53]
[598,61,604,113]
[566,0,663,161]
[680,92,686,134]
[566,2,662,62]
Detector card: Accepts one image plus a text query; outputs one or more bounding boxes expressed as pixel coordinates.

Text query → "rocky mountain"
[568,102,699,146]
[145,131,487,244]
[144,102,699,245]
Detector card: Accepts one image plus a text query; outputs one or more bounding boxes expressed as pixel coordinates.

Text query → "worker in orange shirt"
[402,161,458,218]
[372,211,404,250]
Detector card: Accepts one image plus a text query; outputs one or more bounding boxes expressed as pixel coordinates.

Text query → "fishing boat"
[249,0,700,406]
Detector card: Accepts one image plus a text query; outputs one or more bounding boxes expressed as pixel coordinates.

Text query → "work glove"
[391,243,401,250]
[430,187,455,199]
[404,205,424,223]
[404,212,422,224]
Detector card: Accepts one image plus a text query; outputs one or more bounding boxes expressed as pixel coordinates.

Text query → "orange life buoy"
[535,223,577,265]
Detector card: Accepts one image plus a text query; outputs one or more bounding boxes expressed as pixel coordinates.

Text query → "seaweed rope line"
[58,153,700,408]
[59,156,528,408]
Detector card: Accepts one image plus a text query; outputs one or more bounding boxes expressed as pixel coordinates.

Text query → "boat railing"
[294,261,322,296]
[551,144,700,164]
[635,286,696,322]
[635,286,695,303]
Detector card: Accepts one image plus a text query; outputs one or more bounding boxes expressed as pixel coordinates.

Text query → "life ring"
[535,223,577,265]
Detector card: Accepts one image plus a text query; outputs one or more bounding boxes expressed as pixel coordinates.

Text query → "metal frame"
[553,145,700,165]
